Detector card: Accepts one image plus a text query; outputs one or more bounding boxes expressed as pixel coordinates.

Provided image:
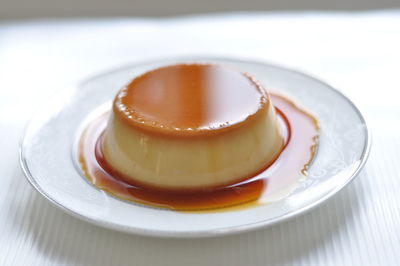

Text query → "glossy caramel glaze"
[114,64,268,136]
[78,94,319,211]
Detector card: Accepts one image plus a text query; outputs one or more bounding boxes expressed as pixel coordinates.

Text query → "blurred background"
[1,0,400,20]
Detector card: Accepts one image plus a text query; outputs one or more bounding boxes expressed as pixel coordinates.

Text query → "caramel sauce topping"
[114,64,268,136]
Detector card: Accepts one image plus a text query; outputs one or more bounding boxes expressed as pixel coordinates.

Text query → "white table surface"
[1,11,399,266]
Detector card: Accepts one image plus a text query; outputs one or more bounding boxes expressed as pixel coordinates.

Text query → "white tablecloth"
[1,12,399,266]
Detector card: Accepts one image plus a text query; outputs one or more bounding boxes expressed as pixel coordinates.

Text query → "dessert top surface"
[113,63,269,136]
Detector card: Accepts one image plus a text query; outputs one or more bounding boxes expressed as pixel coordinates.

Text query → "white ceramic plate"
[20,57,370,238]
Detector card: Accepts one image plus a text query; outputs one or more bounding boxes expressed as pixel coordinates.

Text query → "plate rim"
[19,56,371,238]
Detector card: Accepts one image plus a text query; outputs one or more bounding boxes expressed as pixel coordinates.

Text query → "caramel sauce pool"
[78,94,318,211]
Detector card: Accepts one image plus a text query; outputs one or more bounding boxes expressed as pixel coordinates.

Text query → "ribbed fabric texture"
[1,12,399,265]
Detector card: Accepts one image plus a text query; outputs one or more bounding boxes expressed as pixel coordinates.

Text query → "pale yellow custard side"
[102,101,283,190]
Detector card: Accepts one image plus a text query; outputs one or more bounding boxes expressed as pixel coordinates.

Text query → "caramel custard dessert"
[103,64,284,190]
[78,63,319,210]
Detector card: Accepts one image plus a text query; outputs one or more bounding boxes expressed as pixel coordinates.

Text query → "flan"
[102,64,284,190]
